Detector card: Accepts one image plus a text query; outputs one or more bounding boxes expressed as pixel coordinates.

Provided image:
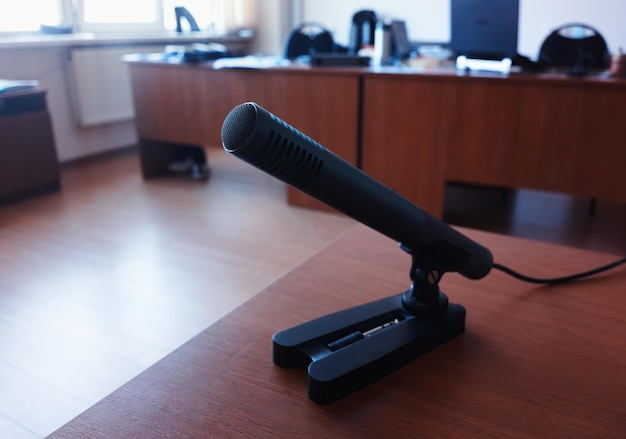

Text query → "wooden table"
[49,225,626,438]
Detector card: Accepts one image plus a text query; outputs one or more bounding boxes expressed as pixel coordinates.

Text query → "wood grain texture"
[129,62,360,212]
[0,148,355,438]
[129,63,360,158]
[129,62,626,215]
[48,224,626,438]
[362,72,626,216]
[361,76,449,216]
[1,147,623,438]
[443,77,626,201]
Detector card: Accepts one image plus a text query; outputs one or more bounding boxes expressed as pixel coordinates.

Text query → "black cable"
[492,256,626,285]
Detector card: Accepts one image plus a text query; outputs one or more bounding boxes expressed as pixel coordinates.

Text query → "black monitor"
[450,0,519,59]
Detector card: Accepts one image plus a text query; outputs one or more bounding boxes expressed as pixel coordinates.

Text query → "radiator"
[68,46,163,127]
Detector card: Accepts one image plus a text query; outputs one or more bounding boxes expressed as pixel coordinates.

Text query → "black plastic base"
[273,293,465,404]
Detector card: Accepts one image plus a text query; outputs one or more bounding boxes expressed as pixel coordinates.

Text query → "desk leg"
[139,139,207,180]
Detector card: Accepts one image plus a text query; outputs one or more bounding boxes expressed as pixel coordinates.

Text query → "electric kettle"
[349,10,377,53]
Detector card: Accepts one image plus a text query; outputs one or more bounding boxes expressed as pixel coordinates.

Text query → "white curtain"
[211,0,257,34]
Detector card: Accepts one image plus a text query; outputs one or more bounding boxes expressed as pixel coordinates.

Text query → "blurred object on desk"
[0,79,39,94]
[610,50,626,77]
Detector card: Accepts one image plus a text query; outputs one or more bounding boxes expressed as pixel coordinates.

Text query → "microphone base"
[272,293,465,404]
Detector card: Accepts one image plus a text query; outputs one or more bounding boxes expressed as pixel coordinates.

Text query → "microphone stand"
[273,246,466,404]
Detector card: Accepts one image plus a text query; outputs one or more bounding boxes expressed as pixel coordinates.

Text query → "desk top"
[125,55,626,88]
[49,225,626,438]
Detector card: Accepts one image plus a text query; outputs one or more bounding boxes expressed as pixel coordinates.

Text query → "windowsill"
[0,30,253,50]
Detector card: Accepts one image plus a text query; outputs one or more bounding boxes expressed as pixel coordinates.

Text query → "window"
[83,0,161,24]
[76,0,163,32]
[0,0,66,33]
[0,0,256,35]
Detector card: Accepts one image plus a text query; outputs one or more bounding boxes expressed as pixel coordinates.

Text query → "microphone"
[221,102,492,280]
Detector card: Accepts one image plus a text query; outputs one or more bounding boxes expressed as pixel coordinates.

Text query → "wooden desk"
[127,61,626,217]
[49,225,626,438]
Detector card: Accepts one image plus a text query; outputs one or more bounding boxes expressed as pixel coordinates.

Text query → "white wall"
[250,0,282,55]
[250,0,298,56]
[300,0,626,59]
[0,47,138,162]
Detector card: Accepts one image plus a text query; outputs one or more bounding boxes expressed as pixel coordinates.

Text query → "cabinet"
[0,89,60,207]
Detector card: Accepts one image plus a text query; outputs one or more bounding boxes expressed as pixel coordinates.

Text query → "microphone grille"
[222,102,258,152]
[249,130,324,186]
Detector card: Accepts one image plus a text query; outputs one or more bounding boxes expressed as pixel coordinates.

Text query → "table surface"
[49,225,626,438]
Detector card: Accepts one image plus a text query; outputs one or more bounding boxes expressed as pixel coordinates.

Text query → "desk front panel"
[361,76,449,216]
[130,65,281,147]
[129,63,360,210]
[130,64,626,213]
[362,73,626,215]
[444,77,626,202]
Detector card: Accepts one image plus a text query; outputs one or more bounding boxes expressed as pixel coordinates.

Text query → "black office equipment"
[349,10,377,54]
[309,53,370,67]
[538,23,610,75]
[450,0,519,60]
[222,102,493,404]
[284,23,335,59]
[182,42,229,63]
[390,20,412,60]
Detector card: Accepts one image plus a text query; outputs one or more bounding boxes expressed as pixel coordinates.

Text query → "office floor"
[0,148,624,438]
[0,148,355,438]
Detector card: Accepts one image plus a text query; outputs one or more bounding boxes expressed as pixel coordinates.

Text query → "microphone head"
[222,102,259,153]
[222,102,327,188]
[221,101,493,280]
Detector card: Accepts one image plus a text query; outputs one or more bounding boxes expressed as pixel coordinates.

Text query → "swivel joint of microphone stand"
[400,245,449,315]
[402,267,450,315]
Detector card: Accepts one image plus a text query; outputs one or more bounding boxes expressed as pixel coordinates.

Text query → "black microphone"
[221,102,493,280]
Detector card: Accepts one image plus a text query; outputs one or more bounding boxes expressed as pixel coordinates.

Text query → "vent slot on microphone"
[250,130,324,187]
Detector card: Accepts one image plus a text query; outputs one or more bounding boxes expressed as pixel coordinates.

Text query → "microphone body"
[222,102,492,280]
